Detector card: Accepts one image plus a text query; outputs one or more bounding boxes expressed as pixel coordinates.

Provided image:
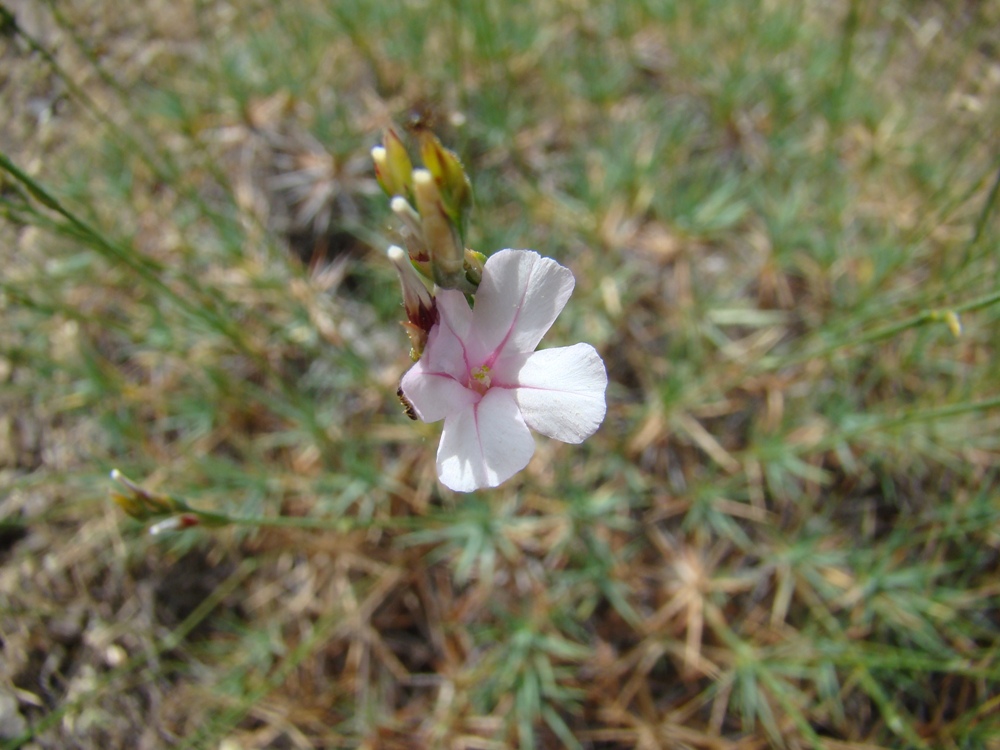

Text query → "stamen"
[468,364,492,394]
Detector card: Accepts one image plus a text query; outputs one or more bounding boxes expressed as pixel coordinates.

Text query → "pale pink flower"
[400,249,607,492]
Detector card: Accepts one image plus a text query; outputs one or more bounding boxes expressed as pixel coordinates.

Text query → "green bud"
[372,146,392,195]
[464,248,486,287]
[418,131,473,235]
[372,128,413,198]
[412,169,473,292]
[110,469,180,521]
[944,310,962,338]
[110,469,228,531]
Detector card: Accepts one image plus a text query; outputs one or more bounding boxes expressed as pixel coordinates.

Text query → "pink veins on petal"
[399,249,608,492]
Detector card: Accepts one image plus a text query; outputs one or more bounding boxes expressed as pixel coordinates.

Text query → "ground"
[1,1,999,748]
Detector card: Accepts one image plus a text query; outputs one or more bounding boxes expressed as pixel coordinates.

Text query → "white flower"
[400,249,607,492]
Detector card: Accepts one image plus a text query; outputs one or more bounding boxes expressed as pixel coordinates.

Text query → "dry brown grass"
[2,1,999,748]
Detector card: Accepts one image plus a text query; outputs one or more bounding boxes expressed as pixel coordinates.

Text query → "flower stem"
[758,287,1000,371]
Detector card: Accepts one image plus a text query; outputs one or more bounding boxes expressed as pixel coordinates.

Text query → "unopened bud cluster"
[110,469,226,534]
[374,128,485,360]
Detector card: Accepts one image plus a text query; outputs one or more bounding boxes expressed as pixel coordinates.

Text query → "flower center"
[468,364,492,395]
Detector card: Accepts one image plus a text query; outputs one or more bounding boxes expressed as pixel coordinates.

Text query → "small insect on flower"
[397,385,418,420]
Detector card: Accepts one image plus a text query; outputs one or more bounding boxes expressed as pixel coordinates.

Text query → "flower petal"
[511,343,607,443]
[400,304,478,422]
[471,249,575,363]
[435,288,474,344]
[436,388,535,492]
[400,362,479,422]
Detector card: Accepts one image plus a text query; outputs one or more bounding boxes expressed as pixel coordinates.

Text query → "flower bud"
[389,245,437,359]
[371,146,395,197]
[149,514,201,535]
[390,195,423,237]
[464,248,486,287]
[110,469,179,520]
[390,196,432,275]
[110,470,230,531]
[418,131,473,232]
[412,169,471,291]
[372,128,413,198]
[944,310,962,338]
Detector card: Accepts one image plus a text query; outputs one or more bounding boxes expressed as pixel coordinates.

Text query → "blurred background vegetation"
[1,0,998,747]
